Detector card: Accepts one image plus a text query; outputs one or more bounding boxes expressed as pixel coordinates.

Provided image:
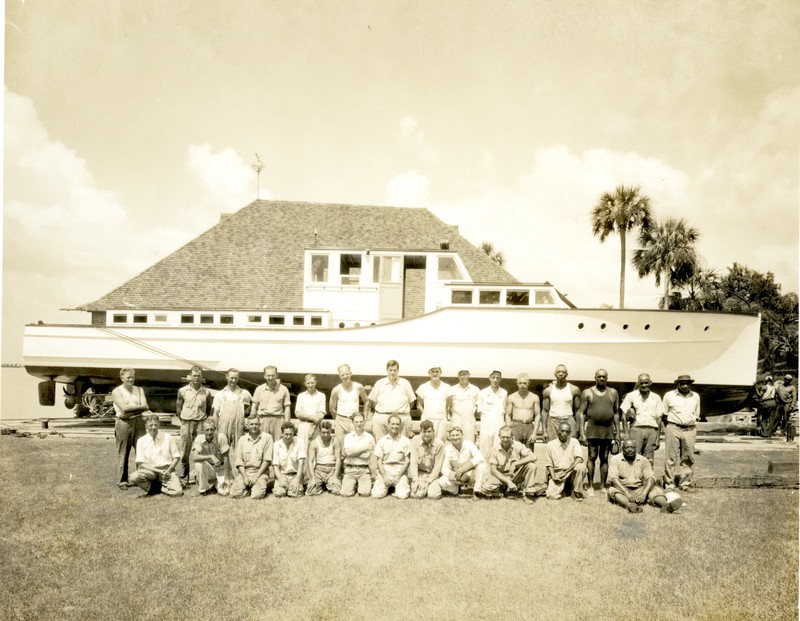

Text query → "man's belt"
[258,413,284,417]
[667,421,695,429]
[344,462,369,468]
[512,419,534,424]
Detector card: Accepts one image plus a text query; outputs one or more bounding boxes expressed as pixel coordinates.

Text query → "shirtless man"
[446,370,480,442]
[505,373,541,446]
[541,364,581,442]
[365,360,416,439]
[306,420,342,495]
[579,369,620,495]
[416,366,451,441]
[329,364,369,444]
[477,370,507,459]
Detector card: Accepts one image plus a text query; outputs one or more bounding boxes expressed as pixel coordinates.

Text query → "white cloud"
[386,170,430,207]
[185,144,269,206]
[395,116,441,167]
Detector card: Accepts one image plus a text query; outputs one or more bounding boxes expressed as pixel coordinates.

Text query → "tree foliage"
[591,185,652,309]
[479,241,506,267]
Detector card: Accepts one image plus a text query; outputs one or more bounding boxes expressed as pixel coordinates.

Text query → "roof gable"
[81,200,517,311]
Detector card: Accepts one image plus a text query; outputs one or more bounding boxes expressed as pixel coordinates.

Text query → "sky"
[2,0,799,364]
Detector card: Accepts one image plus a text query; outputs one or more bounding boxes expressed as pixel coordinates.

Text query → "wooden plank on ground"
[694,475,798,489]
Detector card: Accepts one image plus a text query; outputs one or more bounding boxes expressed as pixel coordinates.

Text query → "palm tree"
[591,185,652,309]
[675,267,725,311]
[479,241,506,267]
[632,217,700,309]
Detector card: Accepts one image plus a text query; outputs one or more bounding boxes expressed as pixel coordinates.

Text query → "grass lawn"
[1,436,797,621]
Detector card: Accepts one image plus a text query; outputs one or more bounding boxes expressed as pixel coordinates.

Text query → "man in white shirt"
[366,360,416,439]
[620,373,664,466]
[545,421,587,500]
[416,366,451,441]
[477,370,507,459]
[446,370,480,443]
[129,414,183,497]
[662,374,701,491]
[272,422,306,498]
[437,426,487,500]
[371,415,412,499]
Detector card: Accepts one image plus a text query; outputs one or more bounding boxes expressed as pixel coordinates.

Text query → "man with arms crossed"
[545,422,588,500]
[416,366,451,441]
[251,365,291,442]
[329,364,369,444]
[272,422,306,498]
[409,420,445,499]
[438,426,487,500]
[477,370,507,459]
[541,364,581,442]
[505,373,541,446]
[620,373,663,466]
[366,360,416,439]
[230,417,273,500]
[306,420,342,496]
[447,370,480,443]
[481,425,544,503]
[129,414,183,497]
[662,375,701,491]
[371,415,412,499]
[608,438,683,513]
[191,418,230,495]
[579,368,620,495]
[341,413,377,497]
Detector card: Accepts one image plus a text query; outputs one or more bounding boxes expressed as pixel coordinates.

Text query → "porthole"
[600,323,607,330]
[704,326,710,332]
[622,324,629,330]
[577,322,585,330]
[644,324,650,330]
[675,325,681,331]
[338,322,345,328]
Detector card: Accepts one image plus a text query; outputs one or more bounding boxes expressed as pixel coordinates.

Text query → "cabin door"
[376,256,403,321]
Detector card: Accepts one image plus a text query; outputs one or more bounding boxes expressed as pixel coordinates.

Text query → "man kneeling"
[481,425,544,503]
[371,414,411,499]
[409,420,445,499]
[545,422,588,500]
[191,419,230,495]
[608,438,684,513]
[272,422,306,498]
[306,420,342,495]
[437,426,487,500]
[130,414,183,496]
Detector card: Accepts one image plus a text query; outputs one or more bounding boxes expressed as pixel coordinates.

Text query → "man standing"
[129,414,183,497]
[366,360,416,439]
[775,374,797,440]
[371,415,412,499]
[481,425,543,503]
[191,418,230,495]
[620,373,664,466]
[230,417,273,500]
[662,374,701,491]
[477,370,507,459]
[272,422,306,498]
[545,422,588,500]
[608,438,684,513]
[579,368,620,494]
[446,370,480,443]
[294,374,326,448]
[111,368,149,489]
[416,366,451,441]
[755,375,779,438]
[541,364,581,442]
[437,426,487,500]
[505,373,541,446]
[409,420,445,499]
[251,365,291,443]
[329,364,369,444]
[306,420,342,496]
[211,368,251,463]
[176,366,210,484]
[341,413,377,497]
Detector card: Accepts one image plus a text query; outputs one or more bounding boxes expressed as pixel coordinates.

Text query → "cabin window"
[437,256,464,280]
[248,315,262,323]
[373,256,401,283]
[506,290,530,306]
[181,315,195,324]
[451,290,473,304]
[112,314,127,324]
[200,314,214,325]
[340,254,362,285]
[310,316,323,326]
[269,315,285,325]
[220,315,233,325]
[132,314,147,324]
[154,314,168,323]
[293,316,305,326]
[479,290,501,305]
[311,255,329,283]
[535,290,556,305]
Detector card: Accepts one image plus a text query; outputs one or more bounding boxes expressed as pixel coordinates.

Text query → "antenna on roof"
[252,153,265,200]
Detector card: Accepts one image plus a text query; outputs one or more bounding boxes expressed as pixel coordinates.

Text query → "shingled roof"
[80,200,518,311]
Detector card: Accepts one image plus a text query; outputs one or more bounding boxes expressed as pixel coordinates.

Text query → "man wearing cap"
[608,438,683,513]
[416,366,451,441]
[329,364,369,444]
[251,366,291,443]
[481,425,544,503]
[366,360,416,439]
[505,373,541,446]
[775,374,797,440]
[662,375,701,491]
[545,421,588,500]
[542,364,581,442]
[620,373,664,466]
[477,370,507,459]
[579,368,620,495]
[437,426,487,500]
[409,420,445,499]
[447,370,480,443]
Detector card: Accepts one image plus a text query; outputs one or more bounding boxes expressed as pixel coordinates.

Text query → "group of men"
[753,373,797,440]
[112,360,728,513]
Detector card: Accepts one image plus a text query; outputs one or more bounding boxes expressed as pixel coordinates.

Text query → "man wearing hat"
[447,370,480,442]
[775,374,797,440]
[416,366,451,441]
[477,370,507,459]
[662,375,701,491]
[505,373,541,446]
